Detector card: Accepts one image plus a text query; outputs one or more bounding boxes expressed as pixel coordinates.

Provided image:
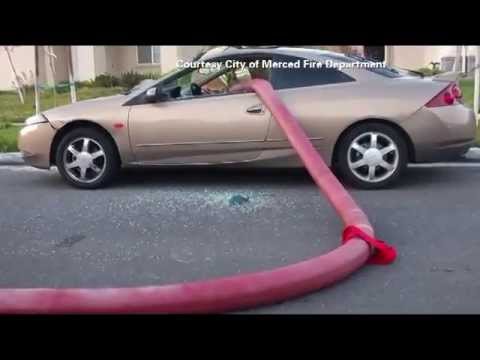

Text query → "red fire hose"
[0,79,396,314]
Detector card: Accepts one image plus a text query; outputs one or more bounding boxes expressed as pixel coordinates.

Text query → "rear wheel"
[334,123,407,189]
[56,127,120,189]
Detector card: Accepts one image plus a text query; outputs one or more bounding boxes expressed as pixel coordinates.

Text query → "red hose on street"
[0,79,395,314]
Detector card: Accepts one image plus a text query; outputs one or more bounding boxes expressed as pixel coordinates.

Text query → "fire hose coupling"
[342,225,397,265]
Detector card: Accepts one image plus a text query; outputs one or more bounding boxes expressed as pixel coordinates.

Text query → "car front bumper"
[17,122,56,169]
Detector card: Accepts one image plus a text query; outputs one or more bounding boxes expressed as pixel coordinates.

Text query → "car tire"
[334,123,408,190]
[55,127,120,189]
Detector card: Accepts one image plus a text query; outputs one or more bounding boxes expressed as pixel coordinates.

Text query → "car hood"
[41,94,128,127]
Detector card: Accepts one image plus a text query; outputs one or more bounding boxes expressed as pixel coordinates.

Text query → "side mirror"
[145,87,158,102]
[145,87,168,103]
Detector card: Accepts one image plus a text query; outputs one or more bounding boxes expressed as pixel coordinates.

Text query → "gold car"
[18,47,476,189]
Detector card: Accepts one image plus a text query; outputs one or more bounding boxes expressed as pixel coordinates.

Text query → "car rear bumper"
[404,105,477,163]
[415,139,474,162]
[17,122,56,169]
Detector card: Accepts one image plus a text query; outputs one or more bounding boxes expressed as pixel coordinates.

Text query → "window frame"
[136,46,161,65]
[270,54,356,90]
[160,54,274,103]
[125,53,275,106]
[340,54,405,79]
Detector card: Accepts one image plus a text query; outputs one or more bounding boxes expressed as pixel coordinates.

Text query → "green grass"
[0,124,21,152]
[0,86,124,124]
[459,79,480,145]
[0,86,123,152]
[459,79,475,110]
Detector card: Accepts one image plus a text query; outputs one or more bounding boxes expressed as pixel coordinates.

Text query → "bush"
[119,71,145,89]
[91,74,120,88]
[23,84,34,93]
[19,71,164,93]
[119,71,162,89]
[75,80,93,89]
[54,81,72,93]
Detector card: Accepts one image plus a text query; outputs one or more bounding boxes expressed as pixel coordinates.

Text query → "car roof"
[198,46,347,62]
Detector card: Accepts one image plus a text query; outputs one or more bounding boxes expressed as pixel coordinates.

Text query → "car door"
[128,67,271,165]
[266,54,356,153]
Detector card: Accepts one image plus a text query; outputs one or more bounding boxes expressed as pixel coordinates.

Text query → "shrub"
[119,71,145,89]
[119,71,162,89]
[20,71,164,93]
[140,72,162,80]
[75,80,93,88]
[91,74,120,88]
[55,81,72,93]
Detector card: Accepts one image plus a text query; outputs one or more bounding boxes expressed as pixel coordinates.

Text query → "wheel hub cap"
[77,152,93,169]
[363,148,383,166]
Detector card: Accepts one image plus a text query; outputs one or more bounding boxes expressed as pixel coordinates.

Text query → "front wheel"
[334,123,408,189]
[56,127,120,189]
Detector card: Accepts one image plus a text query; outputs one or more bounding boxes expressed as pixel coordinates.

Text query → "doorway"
[363,46,385,61]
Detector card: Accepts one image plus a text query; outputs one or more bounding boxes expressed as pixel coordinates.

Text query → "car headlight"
[24,114,48,126]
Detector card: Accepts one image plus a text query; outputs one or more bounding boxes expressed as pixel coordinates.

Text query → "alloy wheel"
[347,132,399,183]
[62,137,107,184]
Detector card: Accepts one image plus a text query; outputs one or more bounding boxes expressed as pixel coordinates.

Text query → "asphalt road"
[1,164,480,313]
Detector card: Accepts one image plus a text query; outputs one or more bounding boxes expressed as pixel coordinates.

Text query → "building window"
[137,46,161,64]
[440,55,476,72]
[363,46,385,62]
[440,56,455,72]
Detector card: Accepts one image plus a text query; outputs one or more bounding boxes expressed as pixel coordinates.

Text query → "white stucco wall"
[93,46,107,75]
[106,46,162,75]
[39,46,69,85]
[390,46,429,69]
[0,46,35,90]
[390,46,478,71]
[103,46,124,76]
[99,46,204,77]
[72,46,96,81]
[160,46,178,74]
[177,46,204,62]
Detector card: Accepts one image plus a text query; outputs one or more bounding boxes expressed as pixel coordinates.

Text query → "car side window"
[169,67,241,98]
[199,58,272,96]
[272,55,355,90]
[162,57,272,100]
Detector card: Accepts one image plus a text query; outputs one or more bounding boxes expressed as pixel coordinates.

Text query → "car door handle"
[246,104,264,114]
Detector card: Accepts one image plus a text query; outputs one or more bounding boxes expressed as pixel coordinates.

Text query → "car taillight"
[425,82,462,108]
[451,83,463,100]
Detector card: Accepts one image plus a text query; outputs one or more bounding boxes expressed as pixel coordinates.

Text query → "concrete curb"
[0,152,24,166]
[1,147,480,166]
